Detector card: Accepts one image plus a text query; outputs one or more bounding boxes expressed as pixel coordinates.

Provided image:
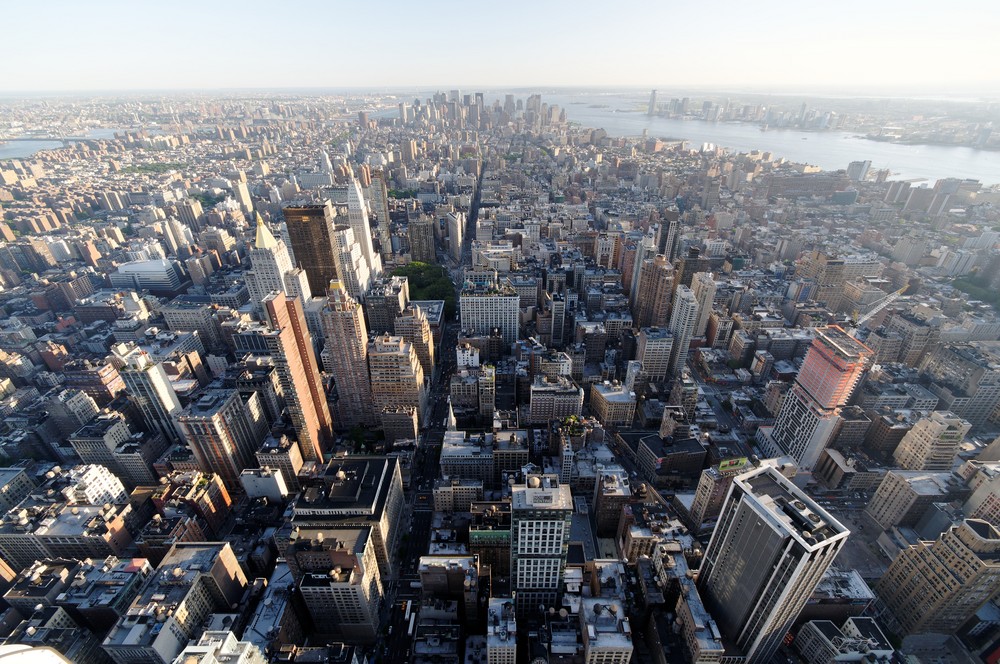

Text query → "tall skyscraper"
[632,254,673,328]
[368,334,428,425]
[120,348,183,443]
[689,272,716,337]
[647,89,657,116]
[261,291,333,461]
[394,303,436,378]
[668,285,699,376]
[448,211,465,263]
[877,519,1000,636]
[511,473,573,617]
[331,224,372,301]
[321,281,378,428]
[284,202,340,295]
[409,215,437,263]
[347,177,382,277]
[893,410,971,471]
[698,465,849,664]
[246,214,311,306]
[177,389,267,492]
[369,170,392,257]
[759,327,872,470]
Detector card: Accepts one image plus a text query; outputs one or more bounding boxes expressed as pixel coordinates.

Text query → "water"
[541,92,1000,185]
[0,128,123,160]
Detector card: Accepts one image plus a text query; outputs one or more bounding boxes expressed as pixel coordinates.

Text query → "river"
[0,128,122,160]
[541,91,1000,185]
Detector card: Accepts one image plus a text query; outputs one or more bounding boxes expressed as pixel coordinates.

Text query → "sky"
[2,0,999,94]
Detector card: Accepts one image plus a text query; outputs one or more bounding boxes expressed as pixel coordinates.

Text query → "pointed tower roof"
[446,397,457,432]
[255,213,279,250]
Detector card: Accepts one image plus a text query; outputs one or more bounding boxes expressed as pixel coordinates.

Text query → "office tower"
[369,170,392,256]
[395,304,435,377]
[290,527,384,643]
[847,160,872,182]
[865,470,970,530]
[366,275,410,335]
[283,202,340,295]
[635,327,674,381]
[877,519,1000,636]
[647,90,657,116]
[176,390,267,492]
[102,543,248,664]
[668,286,699,376]
[246,215,311,305]
[687,457,754,532]
[460,281,520,344]
[797,250,882,313]
[511,473,573,616]
[628,232,657,299]
[261,291,333,462]
[409,215,437,263]
[893,411,971,471]
[368,334,428,425]
[331,224,372,300]
[69,411,131,473]
[528,376,584,424]
[63,359,126,407]
[320,282,378,428]
[760,327,872,470]
[631,255,673,328]
[689,272,716,337]
[119,348,183,443]
[697,465,849,664]
[347,177,382,277]
[657,215,681,262]
[448,211,466,262]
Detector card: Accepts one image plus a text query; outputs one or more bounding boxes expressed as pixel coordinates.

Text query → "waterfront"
[0,128,123,160]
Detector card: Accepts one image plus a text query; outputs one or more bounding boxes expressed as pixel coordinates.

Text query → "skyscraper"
[120,348,183,443]
[321,281,378,428]
[176,389,268,492]
[647,89,657,116]
[631,254,673,328]
[448,211,465,263]
[697,465,849,664]
[511,473,573,617]
[331,224,372,301]
[893,410,971,471]
[261,291,333,461]
[668,285,699,376]
[283,202,340,295]
[877,519,1000,636]
[368,334,428,425]
[689,272,716,337]
[759,327,872,470]
[394,303,436,378]
[369,170,392,257]
[347,177,382,277]
[408,215,437,263]
[246,214,311,306]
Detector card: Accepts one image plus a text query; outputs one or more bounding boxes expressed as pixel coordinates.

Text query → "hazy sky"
[3,0,998,93]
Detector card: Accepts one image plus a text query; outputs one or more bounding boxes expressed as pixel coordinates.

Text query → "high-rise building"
[320,282,378,428]
[368,334,428,425]
[877,519,1000,636]
[176,389,268,492]
[246,215,311,306]
[283,202,340,295]
[448,211,466,263]
[672,247,711,294]
[395,304,436,378]
[511,473,573,617]
[631,255,673,328]
[409,215,437,263]
[102,543,248,664]
[119,348,183,443]
[369,170,392,257]
[687,457,754,532]
[647,89,657,116]
[697,465,849,664]
[636,327,674,382]
[347,178,382,277]
[366,275,410,336]
[487,598,517,664]
[689,272,716,337]
[668,285,699,376]
[331,224,372,300]
[759,327,872,470]
[261,291,333,461]
[893,411,971,471]
[920,343,1000,429]
[460,281,520,344]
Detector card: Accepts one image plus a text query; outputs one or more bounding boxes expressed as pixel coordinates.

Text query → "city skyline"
[2,0,999,94]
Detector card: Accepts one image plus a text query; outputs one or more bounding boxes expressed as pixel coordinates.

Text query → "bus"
[403,600,412,623]
[407,612,417,637]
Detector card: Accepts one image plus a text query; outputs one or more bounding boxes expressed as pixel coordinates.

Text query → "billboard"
[718,457,749,473]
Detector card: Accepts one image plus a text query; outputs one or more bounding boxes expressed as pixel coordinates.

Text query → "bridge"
[0,136,96,144]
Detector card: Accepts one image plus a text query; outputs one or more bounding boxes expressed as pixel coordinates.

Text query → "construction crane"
[848,286,908,338]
